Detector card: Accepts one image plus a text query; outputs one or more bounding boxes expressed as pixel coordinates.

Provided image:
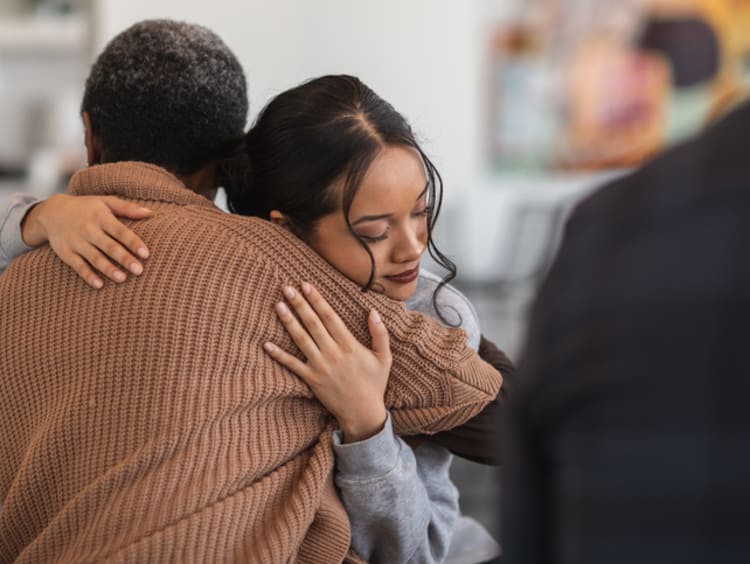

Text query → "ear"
[269,210,291,230]
[81,111,101,166]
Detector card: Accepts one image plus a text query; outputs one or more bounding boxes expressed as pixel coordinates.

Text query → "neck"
[177,162,219,201]
[91,156,219,202]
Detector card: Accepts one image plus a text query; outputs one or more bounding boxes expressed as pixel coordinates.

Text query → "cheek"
[346,248,378,287]
[419,221,429,246]
[311,238,375,288]
[368,246,392,278]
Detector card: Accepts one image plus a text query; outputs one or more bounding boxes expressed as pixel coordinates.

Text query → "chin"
[383,280,418,302]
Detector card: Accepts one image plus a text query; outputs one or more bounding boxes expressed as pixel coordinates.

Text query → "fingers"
[61,252,104,290]
[368,309,391,364]
[78,242,129,283]
[83,229,142,276]
[263,342,313,381]
[99,197,151,268]
[273,300,326,363]
[60,235,139,288]
[281,285,339,352]
[102,196,153,220]
[36,194,153,288]
[298,282,356,344]
[104,218,150,260]
[79,201,150,281]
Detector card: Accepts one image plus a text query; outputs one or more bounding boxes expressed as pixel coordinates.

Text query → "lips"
[385,266,420,284]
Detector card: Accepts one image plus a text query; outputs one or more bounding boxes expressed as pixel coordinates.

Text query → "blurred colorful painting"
[488,0,750,172]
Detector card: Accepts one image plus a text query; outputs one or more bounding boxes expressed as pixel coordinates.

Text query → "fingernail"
[139,207,152,213]
[263,342,275,353]
[91,278,103,289]
[301,282,312,295]
[113,270,126,283]
[130,263,143,275]
[371,309,382,324]
[283,286,296,300]
[137,247,149,259]
[276,302,289,315]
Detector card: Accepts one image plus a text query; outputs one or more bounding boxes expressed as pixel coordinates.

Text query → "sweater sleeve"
[426,335,516,465]
[333,413,458,564]
[406,274,513,464]
[0,194,38,272]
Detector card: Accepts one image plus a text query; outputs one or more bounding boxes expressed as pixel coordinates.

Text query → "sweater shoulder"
[143,204,298,276]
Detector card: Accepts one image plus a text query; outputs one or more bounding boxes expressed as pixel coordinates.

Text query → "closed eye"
[358,230,390,243]
[412,205,433,218]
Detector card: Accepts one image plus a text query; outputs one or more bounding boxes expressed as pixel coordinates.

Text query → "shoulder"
[165,205,301,268]
[406,269,481,350]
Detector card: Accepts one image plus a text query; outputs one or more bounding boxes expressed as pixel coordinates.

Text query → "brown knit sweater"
[0,162,501,563]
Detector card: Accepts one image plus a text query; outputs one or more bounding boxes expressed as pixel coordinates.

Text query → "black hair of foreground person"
[82,19,247,175]
[224,74,458,320]
[502,100,750,564]
[223,74,516,465]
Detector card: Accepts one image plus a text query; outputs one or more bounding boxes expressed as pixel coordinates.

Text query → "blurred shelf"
[440,169,629,284]
[0,14,86,52]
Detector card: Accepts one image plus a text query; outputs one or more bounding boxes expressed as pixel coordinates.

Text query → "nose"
[393,222,427,264]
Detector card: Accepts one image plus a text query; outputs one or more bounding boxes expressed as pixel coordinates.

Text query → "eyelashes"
[413,205,433,218]
[357,207,432,244]
[360,233,389,243]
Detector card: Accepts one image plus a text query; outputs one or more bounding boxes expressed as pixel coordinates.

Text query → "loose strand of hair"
[341,148,380,292]
[419,150,460,327]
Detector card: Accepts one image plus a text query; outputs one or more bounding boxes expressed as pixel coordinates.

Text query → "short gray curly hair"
[82,19,248,174]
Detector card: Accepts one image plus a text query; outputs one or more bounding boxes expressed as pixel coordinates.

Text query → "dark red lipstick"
[386,266,420,284]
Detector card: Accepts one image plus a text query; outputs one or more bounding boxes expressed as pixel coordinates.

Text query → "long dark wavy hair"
[225,74,458,324]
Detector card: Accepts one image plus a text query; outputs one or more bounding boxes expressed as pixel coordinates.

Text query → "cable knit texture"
[0,162,500,563]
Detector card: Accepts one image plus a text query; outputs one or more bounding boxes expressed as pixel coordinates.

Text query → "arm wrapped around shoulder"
[424,335,515,465]
[368,305,503,436]
[255,221,503,438]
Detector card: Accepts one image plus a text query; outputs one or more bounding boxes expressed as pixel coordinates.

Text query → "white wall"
[95,0,487,206]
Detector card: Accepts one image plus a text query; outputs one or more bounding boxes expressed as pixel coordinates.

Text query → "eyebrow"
[350,183,429,226]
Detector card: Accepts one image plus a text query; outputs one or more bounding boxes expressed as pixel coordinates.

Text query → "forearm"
[0,194,39,272]
[334,412,459,563]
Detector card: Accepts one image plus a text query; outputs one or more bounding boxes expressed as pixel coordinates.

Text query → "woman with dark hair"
[229,75,502,562]
[1,75,505,563]
[227,75,456,311]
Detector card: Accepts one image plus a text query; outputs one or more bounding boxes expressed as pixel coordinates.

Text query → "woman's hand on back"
[21,194,152,289]
[264,282,392,443]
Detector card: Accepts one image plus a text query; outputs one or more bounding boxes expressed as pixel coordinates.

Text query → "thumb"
[368,309,391,363]
[103,196,153,219]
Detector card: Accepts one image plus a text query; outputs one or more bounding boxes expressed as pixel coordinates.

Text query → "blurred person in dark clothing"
[501,100,750,564]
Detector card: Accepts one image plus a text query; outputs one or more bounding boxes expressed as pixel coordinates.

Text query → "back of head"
[82,19,248,175]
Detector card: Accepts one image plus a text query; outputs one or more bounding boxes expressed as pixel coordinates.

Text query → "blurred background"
[2,0,749,536]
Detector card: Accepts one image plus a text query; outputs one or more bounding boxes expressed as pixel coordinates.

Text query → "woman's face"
[308,145,430,302]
